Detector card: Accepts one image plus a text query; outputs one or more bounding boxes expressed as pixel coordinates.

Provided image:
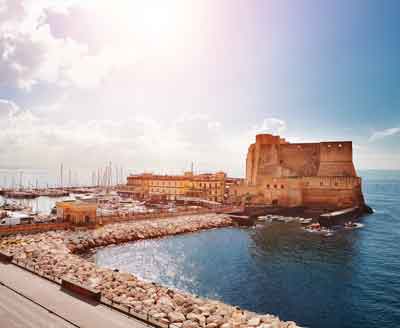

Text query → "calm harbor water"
[0,196,68,214]
[93,170,399,328]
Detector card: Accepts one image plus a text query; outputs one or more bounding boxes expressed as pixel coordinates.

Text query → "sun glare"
[98,0,191,52]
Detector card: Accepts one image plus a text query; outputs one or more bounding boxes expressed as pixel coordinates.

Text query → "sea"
[94,170,400,328]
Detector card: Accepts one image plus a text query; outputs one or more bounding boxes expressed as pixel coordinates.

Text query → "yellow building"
[56,201,97,226]
[120,171,226,202]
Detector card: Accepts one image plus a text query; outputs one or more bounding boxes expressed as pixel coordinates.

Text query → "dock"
[318,206,360,227]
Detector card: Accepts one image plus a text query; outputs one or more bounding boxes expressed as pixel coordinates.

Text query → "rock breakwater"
[0,213,299,328]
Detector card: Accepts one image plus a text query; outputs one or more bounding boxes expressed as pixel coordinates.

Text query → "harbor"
[93,174,399,328]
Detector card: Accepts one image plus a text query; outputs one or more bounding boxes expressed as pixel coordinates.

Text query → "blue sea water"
[95,170,400,328]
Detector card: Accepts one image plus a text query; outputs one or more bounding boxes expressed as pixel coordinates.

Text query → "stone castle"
[230,134,366,210]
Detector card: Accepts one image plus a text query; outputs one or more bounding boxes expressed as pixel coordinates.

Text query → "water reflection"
[249,222,359,266]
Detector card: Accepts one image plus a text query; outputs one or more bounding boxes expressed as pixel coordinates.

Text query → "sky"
[0,0,399,182]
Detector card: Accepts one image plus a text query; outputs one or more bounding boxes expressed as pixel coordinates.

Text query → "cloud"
[0,102,228,172]
[369,127,400,142]
[252,117,287,135]
[0,0,119,90]
[0,98,20,118]
[0,0,25,24]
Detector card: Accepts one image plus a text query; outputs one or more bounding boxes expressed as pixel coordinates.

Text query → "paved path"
[0,262,152,328]
[0,284,75,328]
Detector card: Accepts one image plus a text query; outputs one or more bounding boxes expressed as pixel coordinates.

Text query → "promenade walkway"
[0,262,152,328]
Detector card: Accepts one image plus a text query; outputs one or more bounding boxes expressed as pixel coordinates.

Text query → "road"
[0,262,152,328]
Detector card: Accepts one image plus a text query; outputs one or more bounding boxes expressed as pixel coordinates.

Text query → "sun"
[97,0,191,52]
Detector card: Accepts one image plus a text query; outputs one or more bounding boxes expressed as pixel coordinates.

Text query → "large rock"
[182,320,199,328]
[206,314,224,326]
[248,317,261,326]
[168,311,186,323]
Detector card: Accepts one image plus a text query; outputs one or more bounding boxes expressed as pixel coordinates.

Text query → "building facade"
[56,201,97,225]
[230,134,365,210]
[121,171,226,202]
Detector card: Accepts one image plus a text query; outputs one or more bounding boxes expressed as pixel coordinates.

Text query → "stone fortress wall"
[232,134,364,210]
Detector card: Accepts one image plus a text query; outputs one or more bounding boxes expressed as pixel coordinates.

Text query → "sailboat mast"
[60,163,63,189]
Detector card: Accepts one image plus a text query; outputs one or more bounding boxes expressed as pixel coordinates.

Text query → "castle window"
[274,184,277,189]
[281,185,284,189]
[266,184,270,188]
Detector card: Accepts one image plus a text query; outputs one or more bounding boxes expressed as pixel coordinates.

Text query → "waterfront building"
[56,201,97,225]
[230,134,366,210]
[119,171,226,202]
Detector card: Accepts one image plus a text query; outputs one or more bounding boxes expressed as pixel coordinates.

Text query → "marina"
[94,173,399,328]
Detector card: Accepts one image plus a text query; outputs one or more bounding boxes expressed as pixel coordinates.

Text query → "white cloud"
[0,103,235,174]
[369,127,400,142]
[0,98,20,118]
[252,117,287,136]
[0,0,121,90]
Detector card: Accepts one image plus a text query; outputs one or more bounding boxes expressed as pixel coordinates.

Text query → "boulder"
[168,311,186,323]
[247,317,261,326]
[182,320,199,328]
[206,315,224,326]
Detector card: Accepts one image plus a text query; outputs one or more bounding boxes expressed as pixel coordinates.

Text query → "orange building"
[120,171,226,202]
[230,134,365,210]
[56,201,97,225]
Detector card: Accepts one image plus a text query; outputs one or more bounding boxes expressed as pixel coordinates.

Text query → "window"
[281,185,284,189]
[274,185,277,189]
[267,184,270,188]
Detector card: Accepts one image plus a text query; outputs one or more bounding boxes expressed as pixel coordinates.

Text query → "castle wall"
[246,144,255,184]
[317,142,356,176]
[302,176,362,209]
[279,143,320,177]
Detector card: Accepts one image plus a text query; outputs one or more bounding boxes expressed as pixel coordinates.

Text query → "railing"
[0,222,70,236]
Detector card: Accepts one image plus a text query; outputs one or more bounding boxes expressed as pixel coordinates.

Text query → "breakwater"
[0,213,299,328]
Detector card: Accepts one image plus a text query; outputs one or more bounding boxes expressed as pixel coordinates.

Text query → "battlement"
[246,134,357,184]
